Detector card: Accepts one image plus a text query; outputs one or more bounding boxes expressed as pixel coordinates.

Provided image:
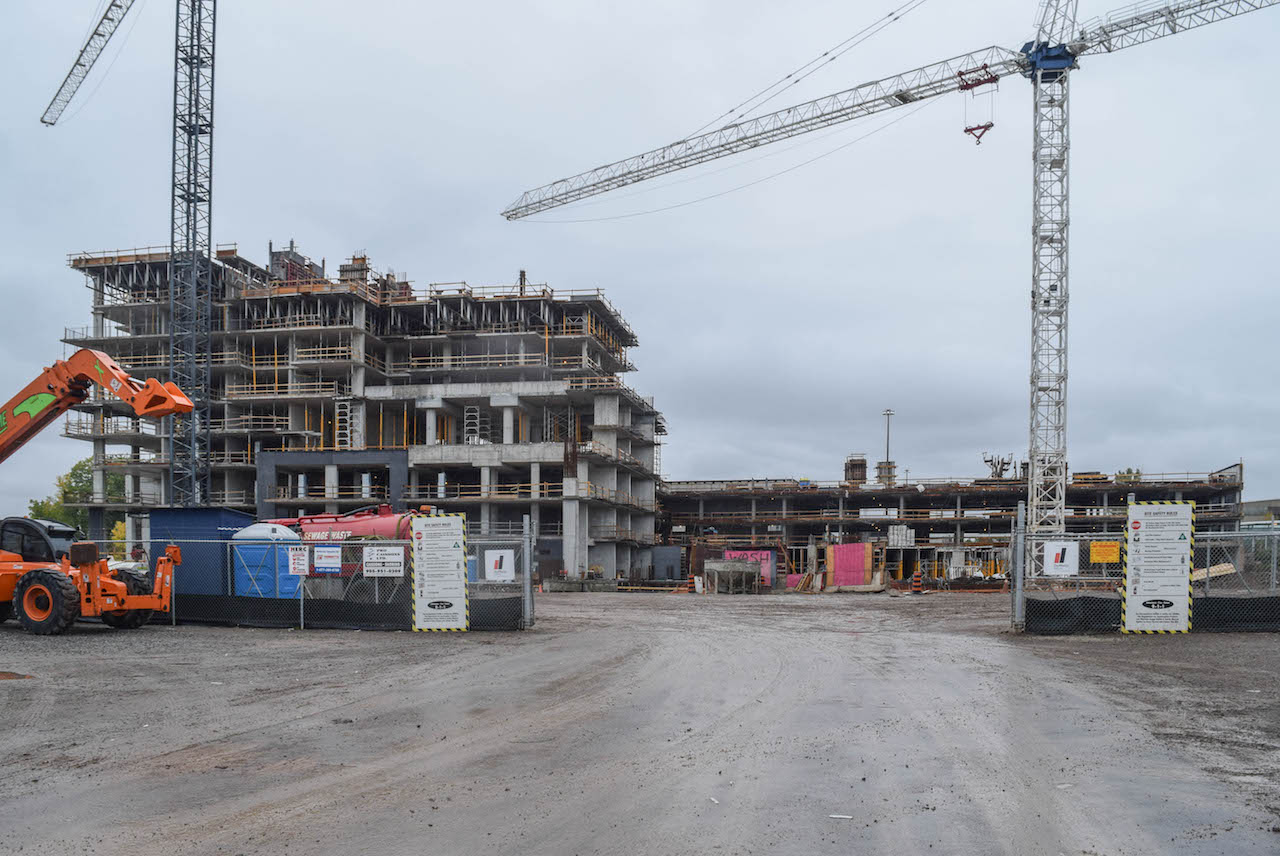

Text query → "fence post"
[522,514,535,629]
[1204,539,1212,596]
[1012,501,1026,630]
[1271,532,1277,594]
[299,573,306,630]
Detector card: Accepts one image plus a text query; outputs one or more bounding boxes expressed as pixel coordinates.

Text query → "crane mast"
[1025,0,1079,538]
[169,0,217,507]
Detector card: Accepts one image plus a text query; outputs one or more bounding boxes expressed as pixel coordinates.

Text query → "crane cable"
[686,0,932,139]
[524,99,936,224]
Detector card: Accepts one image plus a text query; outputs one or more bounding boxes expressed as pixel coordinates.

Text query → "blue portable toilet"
[149,507,255,596]
[231,523,302,598]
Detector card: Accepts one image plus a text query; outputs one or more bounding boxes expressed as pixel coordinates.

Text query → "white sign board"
[411,515,468,631]
[1042,541,1079,577]
[483,549,516,582]
[363,545,405,578]
[313,545,343,575]
[287,545,309,576]
[1124,502,1194,633]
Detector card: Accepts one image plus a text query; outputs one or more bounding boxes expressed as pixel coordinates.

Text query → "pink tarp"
[725,550,773,585]
[786,573,802,590]
[829,543,872,587]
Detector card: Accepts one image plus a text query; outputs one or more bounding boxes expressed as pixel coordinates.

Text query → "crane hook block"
[964,122,994,144]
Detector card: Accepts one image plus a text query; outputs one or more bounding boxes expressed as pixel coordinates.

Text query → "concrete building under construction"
[63,242,664,578]
[660,456,1244,578]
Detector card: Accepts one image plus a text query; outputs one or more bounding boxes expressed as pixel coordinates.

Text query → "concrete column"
[530,502,540,538]
[437,471,446,500]
[751,498,758,521]
[530,462,541,498]
[92,442,106,501]
[325,464,339,514]
[503,407,515,445]
[563,494,581,579]
[361,471,372,499]
[297,473,308,499]
[425,409,438,444]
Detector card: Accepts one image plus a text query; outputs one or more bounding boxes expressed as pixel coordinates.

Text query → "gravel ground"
[0,592,1277,855]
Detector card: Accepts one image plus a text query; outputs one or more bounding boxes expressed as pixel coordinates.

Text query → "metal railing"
[273,485,390,501]
[225,380,350,399]
[391,352,546,372]
[405,482,565,501]
[64,415,163,439]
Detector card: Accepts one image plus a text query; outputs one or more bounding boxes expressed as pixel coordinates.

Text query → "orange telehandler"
[0,348,193,634]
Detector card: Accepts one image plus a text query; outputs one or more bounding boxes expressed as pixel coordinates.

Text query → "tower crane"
[502,0,1279,552]
[42,0,217,510]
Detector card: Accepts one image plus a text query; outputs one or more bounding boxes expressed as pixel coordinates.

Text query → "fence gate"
[1013,519,1280,633]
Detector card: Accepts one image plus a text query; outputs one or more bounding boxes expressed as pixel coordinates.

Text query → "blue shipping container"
[149,508,256,596]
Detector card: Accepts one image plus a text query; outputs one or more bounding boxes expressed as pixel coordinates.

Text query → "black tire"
[13,569,81,635]
[102,567,154,629]
[0,601,11,623]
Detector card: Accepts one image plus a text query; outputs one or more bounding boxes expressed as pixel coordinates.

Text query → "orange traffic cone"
[911,569,924,594]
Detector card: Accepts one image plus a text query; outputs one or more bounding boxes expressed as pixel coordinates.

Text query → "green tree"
[27,457,125,533]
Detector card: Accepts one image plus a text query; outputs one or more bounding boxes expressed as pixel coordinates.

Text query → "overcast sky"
[2,0,1277,512]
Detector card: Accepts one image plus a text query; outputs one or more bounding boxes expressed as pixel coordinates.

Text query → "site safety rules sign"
[411,515,468,631]
[1123,502,1194,634]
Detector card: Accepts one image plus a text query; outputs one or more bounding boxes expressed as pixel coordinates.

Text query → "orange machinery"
[0,348,192,635]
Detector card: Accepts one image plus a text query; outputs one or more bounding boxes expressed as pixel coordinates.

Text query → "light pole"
[882,409,894,465]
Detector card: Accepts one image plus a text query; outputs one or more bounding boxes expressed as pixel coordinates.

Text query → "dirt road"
[1,593,1277,855]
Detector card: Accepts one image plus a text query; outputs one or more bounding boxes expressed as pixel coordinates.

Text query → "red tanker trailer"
[263,504,434,541]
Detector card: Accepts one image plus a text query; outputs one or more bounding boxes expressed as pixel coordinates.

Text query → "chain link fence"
[84,532,533,631]
[1015,524,1280,633]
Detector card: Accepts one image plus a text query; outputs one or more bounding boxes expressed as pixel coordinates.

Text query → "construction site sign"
[483,549,516,582]
[363,545,405,578]
[287,545,309,576]
[1090,541,1121,564]
[313,545,342,575]
[1123,502,1194,634]
[1042,541,1079,577]
[411,514,468,632]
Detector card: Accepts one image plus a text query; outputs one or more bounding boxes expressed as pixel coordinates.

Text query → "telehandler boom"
[0,349,192,634]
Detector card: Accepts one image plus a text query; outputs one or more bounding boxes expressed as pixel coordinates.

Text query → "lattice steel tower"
[1025,0,1078,537]
[168,0,217,506]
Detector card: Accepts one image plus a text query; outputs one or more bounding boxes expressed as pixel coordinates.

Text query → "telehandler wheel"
[102,567,154,629]
[13,570,80,635]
